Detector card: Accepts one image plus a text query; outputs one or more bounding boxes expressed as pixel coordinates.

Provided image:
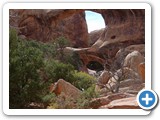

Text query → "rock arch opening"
[85,11,105,33]
[86,61,104,72]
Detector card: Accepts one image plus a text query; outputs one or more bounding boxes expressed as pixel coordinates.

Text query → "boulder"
[123,51,145,72]
[119,79,143,88]
[89,28,104,46]
[90,93,135,109]
[113,44,145,70]
[119,82,145,94]
[104,78,144,95]
[87,69,97,77]
[98,70,112,85]
[100,97,140,109]
[115,67,139,79]
[90,96,111,109]
[106,67,140,92]
[95,84,103,93]
[106,92,135,101]
[138,62,145,82]
[125,44,145,57]
[113,48,130,70]
[50,79,81,99]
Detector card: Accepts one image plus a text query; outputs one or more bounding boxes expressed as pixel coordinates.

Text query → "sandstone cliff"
[10,8,145,76]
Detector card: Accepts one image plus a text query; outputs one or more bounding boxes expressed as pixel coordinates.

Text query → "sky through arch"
[85,11,105,33]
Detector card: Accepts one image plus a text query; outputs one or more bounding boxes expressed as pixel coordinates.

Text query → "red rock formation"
[138,62,145,82]
[50,79,81,99]
[89,28,104,46]
[10,9,145,71]
[89,9,145,65]
[98,70,111,85]
[79,53,105,67]
[90,93,135,109]
[11,9,89,47]
[100,97,140,109]
[125,44,145,56]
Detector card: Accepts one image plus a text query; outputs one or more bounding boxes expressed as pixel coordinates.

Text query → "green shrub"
[9,29,48,108]
[41,93,57,105]
[24,39,56,59]
[46,85,99,109]
[53,36,71,62]
[54,36,70,48]
[47,93,77,109]
[53,36,82,69]
[72,71,96,90]
[9,29,98,109]
[75,85,99,109]
[66,52,83,70]
[44,60,75,83]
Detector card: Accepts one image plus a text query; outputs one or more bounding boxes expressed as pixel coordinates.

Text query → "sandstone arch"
[10,9,145,70]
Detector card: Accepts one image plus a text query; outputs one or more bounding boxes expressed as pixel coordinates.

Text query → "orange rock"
[90,93,135,109]
[14,9,89,47]
[11,9,145,75]
[50,79,81,99]
[98,70,111,85]
[90,97,111,109]
[49,83,55,93]
[138,62,145,82]
[100,97,140,109]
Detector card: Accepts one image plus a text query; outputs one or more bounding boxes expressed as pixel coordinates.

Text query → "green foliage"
[9,29,48,108]
[82,85,99,99]
[54,36,70,49]
[72,71,96,90]
[53,36,82,69]
[47,85,99,109]
[47,93,76,109]
[67,52,83,70]
[41,93,56,104]
[44,60,75,83]
[9,29,98,109]
[76,85,99,109]
[53,36,71,62]
[43,67,98,109]
[27,40,56,59]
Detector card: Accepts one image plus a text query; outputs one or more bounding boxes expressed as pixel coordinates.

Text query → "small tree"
[44,60,75,83]
[53,36,82,69]
[54,36,70,61]
[99,48,134,93]
[9,29,48,108]
[72,71,96,91]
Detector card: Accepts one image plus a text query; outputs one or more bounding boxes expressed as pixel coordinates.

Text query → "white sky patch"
[85,11,105,33]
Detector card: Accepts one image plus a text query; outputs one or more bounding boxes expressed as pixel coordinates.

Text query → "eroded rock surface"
[50,79,81,99]
[138,62,145,82]
[123,51,145,72]
[10,9,89,47]
[89,28,104,46]
[100,97,139,109]
[90,93,135,108]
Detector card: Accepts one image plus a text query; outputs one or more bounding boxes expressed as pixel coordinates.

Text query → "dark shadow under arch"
[86,61,104,72]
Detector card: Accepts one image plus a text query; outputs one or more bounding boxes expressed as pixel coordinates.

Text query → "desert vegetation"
[9,29,98,109]
[9,9,145,109]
